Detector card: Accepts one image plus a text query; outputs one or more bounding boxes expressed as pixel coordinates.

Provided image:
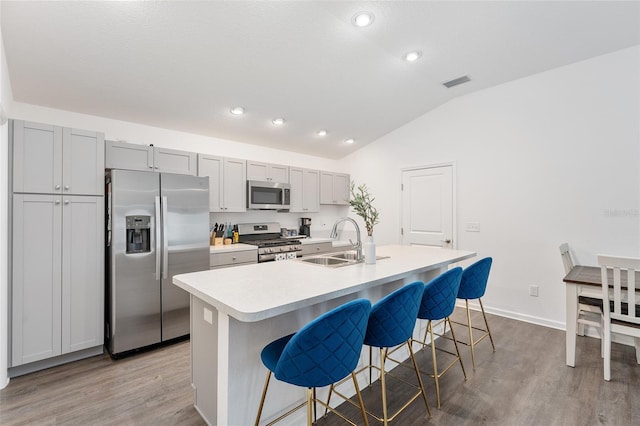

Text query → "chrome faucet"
[330,217,363,262]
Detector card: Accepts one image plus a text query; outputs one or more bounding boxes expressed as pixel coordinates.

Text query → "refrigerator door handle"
[162,196,169,279]
[155,196,162,280]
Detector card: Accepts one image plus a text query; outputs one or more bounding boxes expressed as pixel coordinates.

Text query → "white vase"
[364,235,376,264]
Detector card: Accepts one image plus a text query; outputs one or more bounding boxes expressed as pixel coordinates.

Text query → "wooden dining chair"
[597,255,640,381]
[560,243,603,340]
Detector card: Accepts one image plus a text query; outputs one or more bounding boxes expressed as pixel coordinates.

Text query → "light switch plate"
[466,222,480,232]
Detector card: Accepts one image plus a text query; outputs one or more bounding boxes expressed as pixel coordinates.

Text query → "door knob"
[441,239,452,244]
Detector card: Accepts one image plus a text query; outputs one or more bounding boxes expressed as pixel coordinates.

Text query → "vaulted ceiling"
[2,1,639,159]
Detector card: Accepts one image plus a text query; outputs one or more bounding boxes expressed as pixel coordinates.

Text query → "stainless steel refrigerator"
[105,169,209,356]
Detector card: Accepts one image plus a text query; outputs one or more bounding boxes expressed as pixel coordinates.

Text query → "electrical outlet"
[466,222,480,232]
[529,285,539,297]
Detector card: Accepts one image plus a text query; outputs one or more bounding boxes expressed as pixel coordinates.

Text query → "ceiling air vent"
[443,75,471,88]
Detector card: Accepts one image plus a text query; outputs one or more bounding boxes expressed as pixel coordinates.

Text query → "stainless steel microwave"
[247,180,291,210]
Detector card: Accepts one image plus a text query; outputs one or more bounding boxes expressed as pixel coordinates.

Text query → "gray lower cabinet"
[210,250,257,269]
[299,242,333,257]
[11,194,104,367]
[106,140,197,175]
[11,120,104,196]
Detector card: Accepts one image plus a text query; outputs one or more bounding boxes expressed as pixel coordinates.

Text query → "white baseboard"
[458,301,637,347]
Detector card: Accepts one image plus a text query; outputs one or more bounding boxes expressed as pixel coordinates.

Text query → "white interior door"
[401,165,454,247]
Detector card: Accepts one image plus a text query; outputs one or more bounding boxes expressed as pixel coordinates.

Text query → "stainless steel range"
[238,222,302,262]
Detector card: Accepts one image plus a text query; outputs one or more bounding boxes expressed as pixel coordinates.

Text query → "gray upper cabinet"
[105,140,153,171]
[154,147,197,175]
[289,167,320,213]
[197,154,246,212]
[320,171,350,205]
[106,140,197,175]
[12,120,104,196]
[246,160,289,184]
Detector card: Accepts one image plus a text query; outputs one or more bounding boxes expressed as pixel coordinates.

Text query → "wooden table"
[563,265,639,367]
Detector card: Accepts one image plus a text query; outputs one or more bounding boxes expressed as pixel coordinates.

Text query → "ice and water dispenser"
[126,216,151,254]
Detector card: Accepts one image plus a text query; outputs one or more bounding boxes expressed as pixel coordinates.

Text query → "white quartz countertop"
[175,245,475,323]
[210,243,257,254]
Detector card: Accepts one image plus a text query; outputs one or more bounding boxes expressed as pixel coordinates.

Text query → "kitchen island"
[173,244,475,425]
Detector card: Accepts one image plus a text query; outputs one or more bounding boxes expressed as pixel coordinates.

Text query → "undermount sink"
[297,251,390,268]
[299,257,353,267]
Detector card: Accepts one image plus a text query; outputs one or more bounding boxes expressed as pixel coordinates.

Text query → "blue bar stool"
[254,298,372,426]
[452,257,495,370]
[326,282,431,424]
[413,267,467,408]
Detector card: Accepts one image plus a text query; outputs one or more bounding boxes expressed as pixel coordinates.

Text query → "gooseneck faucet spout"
[330,217,363,262]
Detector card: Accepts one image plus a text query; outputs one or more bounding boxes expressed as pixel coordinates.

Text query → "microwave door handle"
[162,196,169,279]
[154,196,161,280]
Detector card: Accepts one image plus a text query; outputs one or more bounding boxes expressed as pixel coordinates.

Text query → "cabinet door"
[246,161,269,181]
[154,147,197,175]
[290,168,319,213]
[222,158,247,212]
[105,140,153,171]
[333,173,350,205]
[302,169,320,212]
[61,196,104,354]
[62,128,105,196]
[269,164,289,184]
[320,171,335,204]
[289,168,304,212]
[198,154,223,212]
[12,120,62,194]
[12,194,62,366]
[246,161,288,183]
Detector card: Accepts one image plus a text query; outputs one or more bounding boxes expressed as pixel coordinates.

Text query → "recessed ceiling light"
[316,130,328,137]
[272,117,285,125]
[352,11,374,27]
[230,106,245,115]
[403,51,422,62]
[345,138,355,144]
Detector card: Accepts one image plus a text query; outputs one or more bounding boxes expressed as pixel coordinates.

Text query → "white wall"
[341,46,640,328]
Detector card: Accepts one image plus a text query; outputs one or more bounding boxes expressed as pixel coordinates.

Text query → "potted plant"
[349,182,379,263]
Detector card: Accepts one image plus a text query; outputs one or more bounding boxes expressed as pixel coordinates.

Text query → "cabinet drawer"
[299,242,332,257]
[210,250,257,268]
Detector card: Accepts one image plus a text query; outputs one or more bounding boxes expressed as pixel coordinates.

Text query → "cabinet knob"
[55,184,61,190]
[155,166,159,169]
[64,185,70,190]
[64,200,70,205]
[55,200,61,204]
[148,165,153,169]
[232,256,237,260]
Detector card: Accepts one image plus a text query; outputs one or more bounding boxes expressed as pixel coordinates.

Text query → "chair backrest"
[274,298,371,388]
[458,257,493,300]
[364,281,424,348]
[559,243,574,275]
[598,255,640,326]
[418,267,463,321]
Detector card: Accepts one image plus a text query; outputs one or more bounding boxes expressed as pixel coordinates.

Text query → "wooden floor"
[1,310,639,425]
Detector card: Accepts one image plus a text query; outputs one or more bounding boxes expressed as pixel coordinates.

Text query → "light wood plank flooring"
[1,311,638,425]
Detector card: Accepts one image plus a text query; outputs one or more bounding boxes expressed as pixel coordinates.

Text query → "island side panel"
[191,295,220,423]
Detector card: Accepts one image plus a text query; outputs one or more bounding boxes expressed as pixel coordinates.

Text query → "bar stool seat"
[326,282,430,425]
[254,298,372,426]
[450,257,496,370]
[412,267,467,409]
